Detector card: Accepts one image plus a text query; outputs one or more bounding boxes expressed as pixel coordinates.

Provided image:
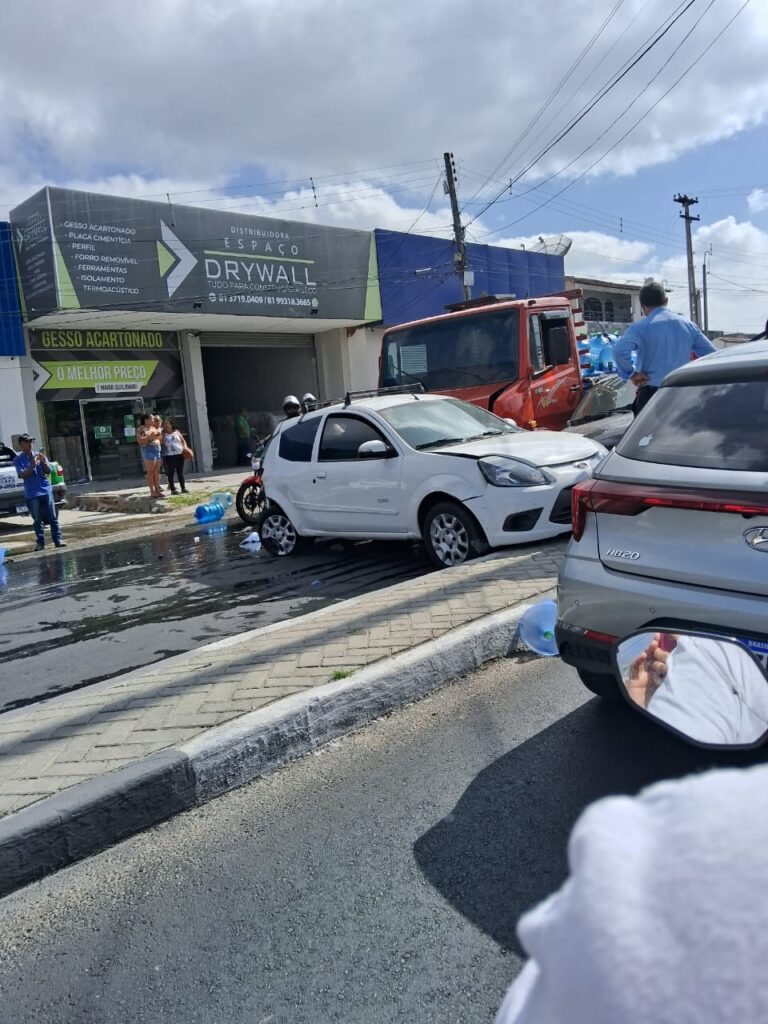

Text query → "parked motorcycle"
[235,440,267,526]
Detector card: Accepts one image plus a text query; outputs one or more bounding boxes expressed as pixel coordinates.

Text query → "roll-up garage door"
[199,332,319,465]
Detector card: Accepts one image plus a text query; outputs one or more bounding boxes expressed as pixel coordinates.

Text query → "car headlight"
[478,456,552,487]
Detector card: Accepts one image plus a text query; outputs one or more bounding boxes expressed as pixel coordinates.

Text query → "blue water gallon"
[194,501,226,524]
[210,491,234,509]
[518,599,559,656]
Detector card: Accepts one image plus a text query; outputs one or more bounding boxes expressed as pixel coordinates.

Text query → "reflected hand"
[626,634,670,708]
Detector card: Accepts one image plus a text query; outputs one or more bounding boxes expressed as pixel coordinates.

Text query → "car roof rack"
[343,383,425,407]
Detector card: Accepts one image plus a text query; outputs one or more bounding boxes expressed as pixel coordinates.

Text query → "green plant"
[331,669,354,681]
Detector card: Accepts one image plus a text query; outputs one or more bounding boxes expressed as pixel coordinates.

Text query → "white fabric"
[496,765,768,1024]
[162,430,185,456]
[647,637,768,745]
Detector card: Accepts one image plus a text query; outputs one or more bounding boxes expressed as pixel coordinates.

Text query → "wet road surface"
[0,522,432,713]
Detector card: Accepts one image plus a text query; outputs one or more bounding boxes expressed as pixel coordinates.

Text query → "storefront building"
[0,222,30,445]
[9,186,382,479]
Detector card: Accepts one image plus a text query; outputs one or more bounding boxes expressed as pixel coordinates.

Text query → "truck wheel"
[257,507,310,557]
[422,501,488,569]
[577,668,620,700]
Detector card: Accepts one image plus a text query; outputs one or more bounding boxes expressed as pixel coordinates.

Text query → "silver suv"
[557,339,768,698]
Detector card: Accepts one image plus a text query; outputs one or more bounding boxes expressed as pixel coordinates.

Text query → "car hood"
[433,430,604,466]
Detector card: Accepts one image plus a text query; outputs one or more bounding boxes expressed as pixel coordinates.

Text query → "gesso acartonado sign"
[29,329,182,402]
[11,187,381,322]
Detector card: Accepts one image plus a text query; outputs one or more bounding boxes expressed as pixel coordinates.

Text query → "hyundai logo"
[744,527,768,552]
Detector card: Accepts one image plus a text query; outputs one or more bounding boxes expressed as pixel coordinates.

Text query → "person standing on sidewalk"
[614,281,715,415]
[161,417,188,494]
[13,433,66,551]
[137,413,163,498]
[235,409,251,466]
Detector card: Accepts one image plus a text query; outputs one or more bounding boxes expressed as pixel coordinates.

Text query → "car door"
[304,413,405,536]
[528,312,582,430]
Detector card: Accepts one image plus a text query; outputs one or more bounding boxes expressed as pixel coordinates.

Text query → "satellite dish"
[529,234,573,256]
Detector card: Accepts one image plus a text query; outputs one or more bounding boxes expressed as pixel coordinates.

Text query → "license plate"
[15,504,28,515]
[737,636,768,674]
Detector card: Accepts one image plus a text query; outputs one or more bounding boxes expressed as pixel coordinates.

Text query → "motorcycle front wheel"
[236,480,266,525]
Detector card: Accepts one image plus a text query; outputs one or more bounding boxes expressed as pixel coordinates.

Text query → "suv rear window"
[278,418,320,462]
[617,380,767,471]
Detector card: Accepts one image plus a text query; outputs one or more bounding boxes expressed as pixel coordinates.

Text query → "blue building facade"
[0,222,24,356]
[375,229,565,327]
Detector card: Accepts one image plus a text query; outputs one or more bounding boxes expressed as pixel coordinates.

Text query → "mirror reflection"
[617,632,768,746]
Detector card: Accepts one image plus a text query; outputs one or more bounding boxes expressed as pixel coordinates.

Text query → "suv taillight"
[571,478,768,542]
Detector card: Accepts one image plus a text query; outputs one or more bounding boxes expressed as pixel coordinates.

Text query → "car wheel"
[422,501,488,569]
[577,668,620,700]
[236,481,266,525]
[257,507,309,557]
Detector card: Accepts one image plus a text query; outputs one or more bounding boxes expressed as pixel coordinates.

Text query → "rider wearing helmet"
[301,393,318,413]
[282,395,301,420]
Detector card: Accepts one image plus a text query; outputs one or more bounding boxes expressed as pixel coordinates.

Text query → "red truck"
[379,293,585,430]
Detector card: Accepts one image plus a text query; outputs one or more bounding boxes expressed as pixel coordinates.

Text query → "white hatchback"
[258,391,607,568]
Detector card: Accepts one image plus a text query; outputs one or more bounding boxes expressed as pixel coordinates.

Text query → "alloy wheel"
[429,512,470,566]
[260,513,298,556]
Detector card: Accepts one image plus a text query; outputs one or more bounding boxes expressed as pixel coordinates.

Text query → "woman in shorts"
[137,412,163,498]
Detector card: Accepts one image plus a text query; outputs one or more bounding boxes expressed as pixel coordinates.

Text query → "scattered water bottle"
[210,491,234,509]
[0,547,6,566]
[194,501,226,524]
[518,599,559,656]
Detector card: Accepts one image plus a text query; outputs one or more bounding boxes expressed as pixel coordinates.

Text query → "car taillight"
[571,478,768,542]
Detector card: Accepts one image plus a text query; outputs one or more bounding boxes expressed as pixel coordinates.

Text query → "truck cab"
[379,294,583,430]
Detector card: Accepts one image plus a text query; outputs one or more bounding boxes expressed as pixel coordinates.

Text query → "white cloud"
[0,0,766,188]
[747,189,768,214]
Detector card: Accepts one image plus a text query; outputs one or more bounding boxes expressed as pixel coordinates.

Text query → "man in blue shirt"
[614,281,716,415]
[14,433,66,551]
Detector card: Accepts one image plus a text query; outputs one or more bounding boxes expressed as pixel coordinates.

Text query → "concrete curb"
[0,596,545,898]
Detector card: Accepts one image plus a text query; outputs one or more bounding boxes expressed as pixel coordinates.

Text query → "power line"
[466,0,700,228]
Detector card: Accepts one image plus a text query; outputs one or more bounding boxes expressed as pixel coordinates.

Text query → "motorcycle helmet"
[282,395,301,417]
[301,392,318,412]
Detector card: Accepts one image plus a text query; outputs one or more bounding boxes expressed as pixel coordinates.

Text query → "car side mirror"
[503,418,518,427]
[614,629,768,749]
[357,440,396,460]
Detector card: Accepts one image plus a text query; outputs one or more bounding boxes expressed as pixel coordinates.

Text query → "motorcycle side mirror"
[614,630,768,749]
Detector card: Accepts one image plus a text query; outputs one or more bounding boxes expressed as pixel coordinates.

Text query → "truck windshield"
[381,308,520,391]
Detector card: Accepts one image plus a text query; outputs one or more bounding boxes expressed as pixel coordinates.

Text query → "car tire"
[257,506,310,557]
[577,668,620,700]
[236,481,266,526]
[422,501,489,569]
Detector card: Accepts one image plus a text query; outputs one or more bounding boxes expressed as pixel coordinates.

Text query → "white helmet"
[282,395,300,412]
[301,392,318,410]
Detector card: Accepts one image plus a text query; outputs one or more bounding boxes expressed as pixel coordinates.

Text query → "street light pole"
[674,194,701,325]
[702,247,712,335]
[444,152,472,302]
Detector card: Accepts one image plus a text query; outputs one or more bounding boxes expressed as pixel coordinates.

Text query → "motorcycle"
[235,439,267,526]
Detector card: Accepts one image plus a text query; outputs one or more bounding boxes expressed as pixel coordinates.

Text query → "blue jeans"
[28,492,62,547]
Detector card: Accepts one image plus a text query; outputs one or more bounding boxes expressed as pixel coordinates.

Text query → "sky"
[1,0,767,332]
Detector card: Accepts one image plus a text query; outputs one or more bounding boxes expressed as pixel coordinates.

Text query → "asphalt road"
[0,523,431,712]
[1,655,759,1024]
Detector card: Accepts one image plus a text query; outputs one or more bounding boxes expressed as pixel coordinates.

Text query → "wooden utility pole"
[444,152,472,302]
[674,194,700,325]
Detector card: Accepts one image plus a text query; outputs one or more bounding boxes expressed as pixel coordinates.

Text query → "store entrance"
[80,398,145,481]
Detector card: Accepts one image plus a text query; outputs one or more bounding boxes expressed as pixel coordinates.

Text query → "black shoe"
[180,488,188,494]
[55,541,67,548]
[35,543,44,551]
[169,488,179,495]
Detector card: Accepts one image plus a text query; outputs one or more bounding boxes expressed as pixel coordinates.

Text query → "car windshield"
[381,308,520,391]
[570,374,635,424]
[378,398,519,450]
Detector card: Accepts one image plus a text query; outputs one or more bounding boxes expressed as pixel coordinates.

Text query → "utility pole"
[674,194,700,325]
[702,246,712,335]
[444,152,472,302]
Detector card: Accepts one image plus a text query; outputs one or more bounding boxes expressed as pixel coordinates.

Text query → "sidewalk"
[0,539,565,893]
[0,466,247,556]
